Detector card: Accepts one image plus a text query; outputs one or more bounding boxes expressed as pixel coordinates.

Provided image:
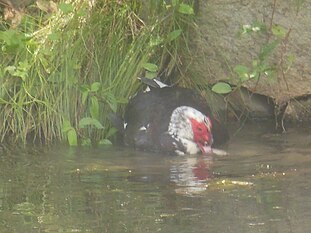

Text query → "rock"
[191,0,311,119]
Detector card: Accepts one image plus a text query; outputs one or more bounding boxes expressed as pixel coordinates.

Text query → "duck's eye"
[197,127,202,132]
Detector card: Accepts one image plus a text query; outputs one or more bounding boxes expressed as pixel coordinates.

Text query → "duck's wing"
[138,77,168,89]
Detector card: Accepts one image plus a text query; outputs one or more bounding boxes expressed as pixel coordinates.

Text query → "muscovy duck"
[119,78,228,155]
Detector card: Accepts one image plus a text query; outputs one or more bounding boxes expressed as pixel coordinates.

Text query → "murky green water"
[0,123,311,233]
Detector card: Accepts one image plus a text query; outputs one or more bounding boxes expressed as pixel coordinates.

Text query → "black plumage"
[122,86,229,154]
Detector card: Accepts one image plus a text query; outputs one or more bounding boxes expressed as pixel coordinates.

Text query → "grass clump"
[0,0,196,145]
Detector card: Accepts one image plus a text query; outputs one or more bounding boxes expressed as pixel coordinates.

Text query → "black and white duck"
[115,78,229,155]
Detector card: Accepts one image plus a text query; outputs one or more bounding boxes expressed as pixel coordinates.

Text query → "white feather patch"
[143,86,151,93]
[139,126,147,131]
[153,79,168,88]
[175,150,185,156]
[180,138,200,154]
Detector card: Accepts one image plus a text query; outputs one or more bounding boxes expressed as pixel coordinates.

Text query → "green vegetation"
[0,0,196,145]
[211,0,305,95]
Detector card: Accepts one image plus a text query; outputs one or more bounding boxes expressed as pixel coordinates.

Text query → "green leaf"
[61,119,72,133]
[167,29,182,42]
[0,29,26,53]
[178,3,194,15]
[13,70,27,81]
[271,24,287,38]
[90,96,99,119]
[67,129,78,146]
[4,66,16,75]
[59,3,74,14]
[99,139,112,145]
[82,91,89,105]
[145,71,157,79]
[81,138,91,146]
[211,82,232,94]
[79,84,90,104]
[4,61,29,81]
[143,63,158,72]
[91,82,101,92]
[105,127,118,138]
[234,65,250,81]
[234,65,249,77]
[79,117,104,129]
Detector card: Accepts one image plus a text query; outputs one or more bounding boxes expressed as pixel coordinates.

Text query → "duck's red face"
[190,116,213,154]
[168,106,214,155]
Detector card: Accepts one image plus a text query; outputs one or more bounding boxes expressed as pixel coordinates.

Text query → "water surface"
[0,123,311,233]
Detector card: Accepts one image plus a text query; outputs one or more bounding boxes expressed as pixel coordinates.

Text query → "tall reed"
[0,0,196,145]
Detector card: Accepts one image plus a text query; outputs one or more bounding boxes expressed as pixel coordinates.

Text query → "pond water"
[0,122,311,233]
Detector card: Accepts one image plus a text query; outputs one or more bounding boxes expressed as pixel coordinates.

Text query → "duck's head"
[168,106,213,155]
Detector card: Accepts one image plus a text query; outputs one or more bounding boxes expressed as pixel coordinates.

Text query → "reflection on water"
[0,122,311,232]
[170,155,213,195]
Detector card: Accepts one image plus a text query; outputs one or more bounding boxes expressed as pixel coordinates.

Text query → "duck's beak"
[198,138,213,154]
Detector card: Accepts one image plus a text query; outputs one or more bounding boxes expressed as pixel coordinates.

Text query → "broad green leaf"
[99,139,112,145]
[211,82,232,94]
[13,70,27,81]
[4,61,29,81]
[178,3,194,15]
[167,29,182,42]
[0,29,26,52]
[145,71,157,79]
[234,65,249,76]
[79,84,89,93]
[67,128,78,146]
[4,66,16,75]
[91,82,101,92]
[82,91,89,105]
[80,84,89,104]
[143,63,158,72]
[90,96,99,119]
[105,127,118,138]
[234,65,250,81]
[271,24,287,38]
[61,119,72,133]
[15,62,29,80]
[79,117,104,129]
[59,3,74,14]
